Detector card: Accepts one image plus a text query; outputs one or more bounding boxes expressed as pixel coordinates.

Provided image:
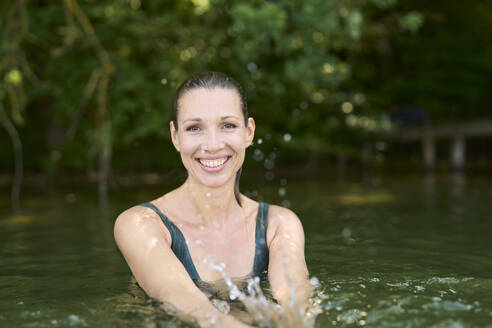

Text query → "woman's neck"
[180,177,242,227]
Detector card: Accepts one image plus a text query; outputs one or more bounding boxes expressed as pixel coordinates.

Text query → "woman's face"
[171,87,255,188]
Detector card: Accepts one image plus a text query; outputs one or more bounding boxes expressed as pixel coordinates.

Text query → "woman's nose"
[202,129,224,152]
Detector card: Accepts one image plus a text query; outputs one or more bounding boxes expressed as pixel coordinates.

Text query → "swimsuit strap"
[139,202,201,282]
[253,202,270,280]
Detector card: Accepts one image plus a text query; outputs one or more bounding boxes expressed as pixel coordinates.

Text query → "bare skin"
[114,87,311,327]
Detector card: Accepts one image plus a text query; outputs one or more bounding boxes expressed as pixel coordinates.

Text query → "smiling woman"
[114,72,312,327]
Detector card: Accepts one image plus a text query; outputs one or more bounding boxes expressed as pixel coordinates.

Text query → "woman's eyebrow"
[182,118,202,124]
[221,115,241,120]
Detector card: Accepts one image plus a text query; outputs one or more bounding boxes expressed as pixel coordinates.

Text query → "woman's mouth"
[196,156,231,172]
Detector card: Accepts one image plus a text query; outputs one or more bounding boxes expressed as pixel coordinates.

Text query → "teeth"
[199,157,228,168]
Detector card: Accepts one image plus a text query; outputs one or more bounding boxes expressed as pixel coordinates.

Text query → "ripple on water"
[314,275,491,328]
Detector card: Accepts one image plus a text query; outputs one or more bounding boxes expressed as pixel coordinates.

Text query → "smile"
[196,156,231,169]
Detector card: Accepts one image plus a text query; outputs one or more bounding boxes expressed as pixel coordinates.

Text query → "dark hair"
[173,72,248,206]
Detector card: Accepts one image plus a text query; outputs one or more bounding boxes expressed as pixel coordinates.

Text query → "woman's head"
[170,72,254,206]
[173,72,248,131]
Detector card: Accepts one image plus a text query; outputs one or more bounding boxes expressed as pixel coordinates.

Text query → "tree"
[0,0,422,207]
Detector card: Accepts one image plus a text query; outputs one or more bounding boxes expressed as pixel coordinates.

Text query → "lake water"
[1,172,491,327]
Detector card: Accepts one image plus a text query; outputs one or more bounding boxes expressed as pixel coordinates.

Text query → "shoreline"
[1,161,492,189]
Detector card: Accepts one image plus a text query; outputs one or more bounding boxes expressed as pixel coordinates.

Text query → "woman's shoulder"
[115,189,177,223]
[267,203,301,225]
[263,203,304,243]
[114,198,173,245]
[114,203,158,233]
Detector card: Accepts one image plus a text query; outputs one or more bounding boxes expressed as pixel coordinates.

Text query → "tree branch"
[0,102,23,212]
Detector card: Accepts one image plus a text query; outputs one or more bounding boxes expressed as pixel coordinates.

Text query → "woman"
[114,72,312,327]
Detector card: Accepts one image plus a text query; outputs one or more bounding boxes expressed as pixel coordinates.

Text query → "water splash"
[203,257,324,327]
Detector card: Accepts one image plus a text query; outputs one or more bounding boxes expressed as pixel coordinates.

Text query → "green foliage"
[399,11,424,32]
[6,0,475,175]
[349,0,492,123]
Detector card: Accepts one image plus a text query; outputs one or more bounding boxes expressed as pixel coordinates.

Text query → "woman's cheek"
[230,133,247,149]
[180,136,201,154]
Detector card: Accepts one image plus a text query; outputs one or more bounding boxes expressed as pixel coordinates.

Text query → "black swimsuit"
[138,202,270,284]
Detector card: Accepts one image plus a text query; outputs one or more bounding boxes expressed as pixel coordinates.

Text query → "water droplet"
[257,138,263,144]
[281,199,291,207]
[376,141,386,151]
[160,78,168,85]
[206,192,211,197]
[280,178,287,186]
[247,62,258,72]
[67,314,86,326]
[278,187,286,197]
[199,225,205,231]
[253,149,264,161]
[310,277,320,287]
[264,159,275,170]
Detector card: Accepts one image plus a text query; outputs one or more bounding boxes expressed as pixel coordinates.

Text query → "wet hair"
[173,72,248,206]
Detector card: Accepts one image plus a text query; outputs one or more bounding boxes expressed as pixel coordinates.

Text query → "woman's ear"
[245,117,256,147]
[170,121,180,152]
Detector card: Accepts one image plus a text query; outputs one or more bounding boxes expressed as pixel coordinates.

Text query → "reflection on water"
[0,173,491,327]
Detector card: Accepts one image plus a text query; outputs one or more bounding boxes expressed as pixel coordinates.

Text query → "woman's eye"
[223,123,237,129]
[186,125,200,132]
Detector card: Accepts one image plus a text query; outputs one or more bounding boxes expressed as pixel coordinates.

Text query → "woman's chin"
[197,176,230,188]
[188,170,236,189]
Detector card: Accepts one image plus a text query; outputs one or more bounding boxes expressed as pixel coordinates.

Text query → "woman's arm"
[267,206,313,311]
[114,206,250,328]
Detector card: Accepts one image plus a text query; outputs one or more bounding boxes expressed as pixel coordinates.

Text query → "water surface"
[1,173,491,327]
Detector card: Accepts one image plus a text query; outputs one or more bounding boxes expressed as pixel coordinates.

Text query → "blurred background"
[1,2,492,327]
[1,0,491,209]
